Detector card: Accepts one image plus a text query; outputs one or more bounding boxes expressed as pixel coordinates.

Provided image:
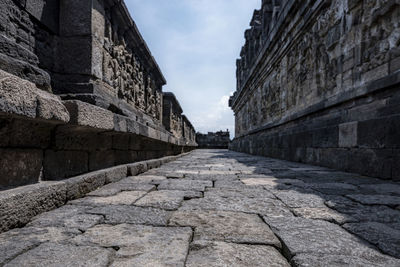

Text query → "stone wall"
[230,0,400,180]
[196,131,230,149]
[0,0,196,188]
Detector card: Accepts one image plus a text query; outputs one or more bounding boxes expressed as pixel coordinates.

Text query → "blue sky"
[126,0,260,137]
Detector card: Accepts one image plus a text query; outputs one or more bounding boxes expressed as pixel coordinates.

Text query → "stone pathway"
[1,149,400,266]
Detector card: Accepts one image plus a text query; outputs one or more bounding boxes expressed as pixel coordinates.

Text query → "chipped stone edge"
[0,151,193,233]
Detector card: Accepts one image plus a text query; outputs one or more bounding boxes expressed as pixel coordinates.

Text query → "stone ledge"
[64,100,192,146]
[0,70,69,123]
[0,151,192,233]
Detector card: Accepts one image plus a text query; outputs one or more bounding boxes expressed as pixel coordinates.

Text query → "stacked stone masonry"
[230,0,400,180]
[196,131,231,149]
[0,0,197,188]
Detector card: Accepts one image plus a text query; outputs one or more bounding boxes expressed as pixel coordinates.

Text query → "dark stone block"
[114,151,137,166]
[312,126,339,148]
[56,37,92,75]
[25,0,60,34]
[393,150,400,181]
[0,149,42,187]
[113,134,130,150]
[348,149,393,179]
[89,151,114,171]
[59,0,92,37]
[43,150,88,180]
[358,115,400,149]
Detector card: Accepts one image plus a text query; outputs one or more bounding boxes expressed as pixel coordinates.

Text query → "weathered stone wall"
[0,0,197,188]
[196,131,230,149]
[230,0,400,180]
[163,92,183,139]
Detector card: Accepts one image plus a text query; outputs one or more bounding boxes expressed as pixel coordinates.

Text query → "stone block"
[146,158,162,169]
[25,0,59,33]
[127,162,148,176]
[63,100,114,131]
[339,121,358,148]
[64,170,106,200]
[358,116,400,149]
[0,119,53,149]
[362,63,389,84]
[0,181,67,232]
[56,37,92,75]
[390,56,400,73]
[88,151,115,171]
[102,165,128,184]
[312,126,339,148]
[113,134,130,150]
[0,70,69,122]
[347,149,393,179]
[393,151,400,181]
[43,150,88,180]
[0,149,42,187]
[114,151,138,166]
[59,0,92,37]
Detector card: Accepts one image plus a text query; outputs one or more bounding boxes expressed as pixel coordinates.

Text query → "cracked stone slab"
[5,243,113,267]
[87,182,155,197]
[169,210,281,247]
[135,190,200,210]
[180,194,293,218]
[186,241,290,267]
[71,224,192,267]
[343,222,400,258]
[124,175,167,184]
[326,196,400,223]
[346,194,400,206]
[358,184,400,196]
[205,187,276,199]
[241,177,306,189]
[27,205,103,231]
[69,191,147,206]
[0,227,80,265]
[274,190,326,208]
[291,253,400,267]
[158,179,212,191]
[263,216,394,261]
[306,182,359,195]
[87,205,171,226]
[292,207,353,224]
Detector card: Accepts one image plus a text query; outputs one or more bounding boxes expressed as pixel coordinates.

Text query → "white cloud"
[127,0,260,138]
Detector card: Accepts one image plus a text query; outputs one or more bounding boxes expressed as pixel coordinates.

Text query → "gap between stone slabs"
[0,151,193,233]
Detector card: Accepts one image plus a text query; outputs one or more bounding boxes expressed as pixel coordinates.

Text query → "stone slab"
[346,194,400,206]
[87,182,155,197]
[169,210,281,247]
[27,205,103,231]
[0,227,80,265]
[69,191,147,206]
[87,205,171,226]
[186,241,290,267]
[264,216,392,261]
[5,243,113,267]
[71,224,192,267]
[0,181,67,233]
[343,222,400,258]
[158,179,212,191]
[135,190,199,210]
[0,70,69,123]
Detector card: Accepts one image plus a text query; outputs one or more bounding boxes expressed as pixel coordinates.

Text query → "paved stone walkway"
[1,149,400,266]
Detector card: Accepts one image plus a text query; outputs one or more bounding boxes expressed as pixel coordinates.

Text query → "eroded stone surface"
[135,190,196,210]
[170,210,280,247]
[186,241,290,267]
[72,224,192,267]
[5,243,113,267]
[87,205,171,226]
[69,191,147,206]
[158,179,212,191]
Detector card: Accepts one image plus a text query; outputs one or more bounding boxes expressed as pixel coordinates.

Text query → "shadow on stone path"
[0,149,399,266]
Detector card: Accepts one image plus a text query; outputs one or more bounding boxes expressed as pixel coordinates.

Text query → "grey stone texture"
[0,150,399,265]
[0,0,197,189]
[229,0,400,181]
[196,130,230,148]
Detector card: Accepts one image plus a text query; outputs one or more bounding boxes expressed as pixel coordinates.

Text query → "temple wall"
[230,0,400,180]
[0,0,196,188]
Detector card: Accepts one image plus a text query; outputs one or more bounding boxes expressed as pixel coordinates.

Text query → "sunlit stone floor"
[1,149,399,266]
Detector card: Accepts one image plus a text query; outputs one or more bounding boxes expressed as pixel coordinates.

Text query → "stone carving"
[230,0,400,180]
